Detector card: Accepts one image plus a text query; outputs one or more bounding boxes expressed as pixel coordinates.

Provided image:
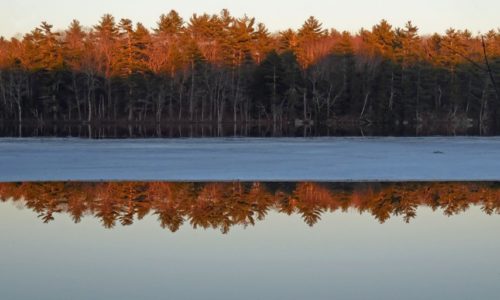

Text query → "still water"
[1,182,499,300]
[1,122,497,138]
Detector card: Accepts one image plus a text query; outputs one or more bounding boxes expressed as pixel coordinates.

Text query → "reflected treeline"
[0,122,494,138]
[1,182,500,233]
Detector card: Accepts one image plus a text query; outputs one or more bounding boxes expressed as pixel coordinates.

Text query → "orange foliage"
[1,12,498,75]
[1,182,499,233]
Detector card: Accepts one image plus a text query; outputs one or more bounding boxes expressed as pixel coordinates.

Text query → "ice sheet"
[1,137,499,181]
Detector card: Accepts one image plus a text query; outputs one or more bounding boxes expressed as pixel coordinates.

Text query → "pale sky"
[1,0,499,38]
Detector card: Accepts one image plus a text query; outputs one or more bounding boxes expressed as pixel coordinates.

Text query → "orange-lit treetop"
[1,182,499,233]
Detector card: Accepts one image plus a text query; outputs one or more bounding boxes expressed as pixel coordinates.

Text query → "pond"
[1,132,500,299]
[0,181,499,300]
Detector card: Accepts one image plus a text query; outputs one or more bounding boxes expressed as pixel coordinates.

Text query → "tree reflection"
[1,182,500,233]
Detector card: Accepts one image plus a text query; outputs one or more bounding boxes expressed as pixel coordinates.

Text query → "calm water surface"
[1,182,499,300]
[1,123,497,138]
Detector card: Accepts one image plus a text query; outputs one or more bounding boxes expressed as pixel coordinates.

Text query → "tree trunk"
[360,92,370,120]
[303,89,307,121]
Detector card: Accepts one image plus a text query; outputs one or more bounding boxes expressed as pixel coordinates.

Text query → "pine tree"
[62,20,87,121]
[297,16,327,67]
[93,14,119,120]
[252,23,273,64]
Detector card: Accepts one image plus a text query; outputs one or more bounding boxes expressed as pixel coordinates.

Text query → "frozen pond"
[1,137,500,181]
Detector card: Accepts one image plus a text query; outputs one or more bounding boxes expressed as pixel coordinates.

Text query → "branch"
[481,36,500,100]
[438,40,487,72]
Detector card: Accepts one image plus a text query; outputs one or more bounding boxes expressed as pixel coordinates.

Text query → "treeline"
[1,182,499,232]
[0,10,499,126]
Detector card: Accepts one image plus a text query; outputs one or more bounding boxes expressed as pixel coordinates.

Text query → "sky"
[1,0,499,38]
[2,199,499,299]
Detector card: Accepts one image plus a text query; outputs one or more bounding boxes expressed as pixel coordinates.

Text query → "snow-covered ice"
[0,137,499,182]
